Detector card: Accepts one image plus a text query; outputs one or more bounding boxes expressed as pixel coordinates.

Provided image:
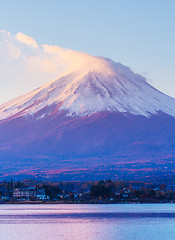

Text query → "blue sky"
[0,0,175,103]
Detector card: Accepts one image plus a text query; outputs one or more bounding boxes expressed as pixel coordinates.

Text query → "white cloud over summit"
[0,30,93,104]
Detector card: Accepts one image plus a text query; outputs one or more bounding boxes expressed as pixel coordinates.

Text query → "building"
[13,187,36,200]
[36,187,49,200]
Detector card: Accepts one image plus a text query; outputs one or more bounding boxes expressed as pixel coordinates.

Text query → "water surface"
[0,204,175,240]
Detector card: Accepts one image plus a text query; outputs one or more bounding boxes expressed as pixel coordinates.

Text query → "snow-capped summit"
[0,56,175,121]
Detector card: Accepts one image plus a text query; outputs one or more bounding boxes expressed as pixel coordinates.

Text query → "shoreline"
[1,200,175,204]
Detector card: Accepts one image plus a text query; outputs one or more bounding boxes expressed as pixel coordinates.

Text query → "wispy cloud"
[16,32,39,48]
[0,30,94,104]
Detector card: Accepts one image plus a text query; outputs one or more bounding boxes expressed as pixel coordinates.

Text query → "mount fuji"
[0,57,175,181]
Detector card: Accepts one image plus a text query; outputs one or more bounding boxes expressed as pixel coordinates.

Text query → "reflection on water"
[0,204,175,240]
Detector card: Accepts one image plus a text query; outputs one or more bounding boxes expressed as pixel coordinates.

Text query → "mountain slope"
[0,56,175,181]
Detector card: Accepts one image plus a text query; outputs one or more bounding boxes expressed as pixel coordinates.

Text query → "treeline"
[0,178,175,202]
[90,180,175,202]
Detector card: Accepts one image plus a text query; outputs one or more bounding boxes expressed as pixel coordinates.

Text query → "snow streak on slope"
[0,57,175,120]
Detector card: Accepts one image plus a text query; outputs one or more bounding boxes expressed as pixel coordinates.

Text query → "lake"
[0,204,175,240]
